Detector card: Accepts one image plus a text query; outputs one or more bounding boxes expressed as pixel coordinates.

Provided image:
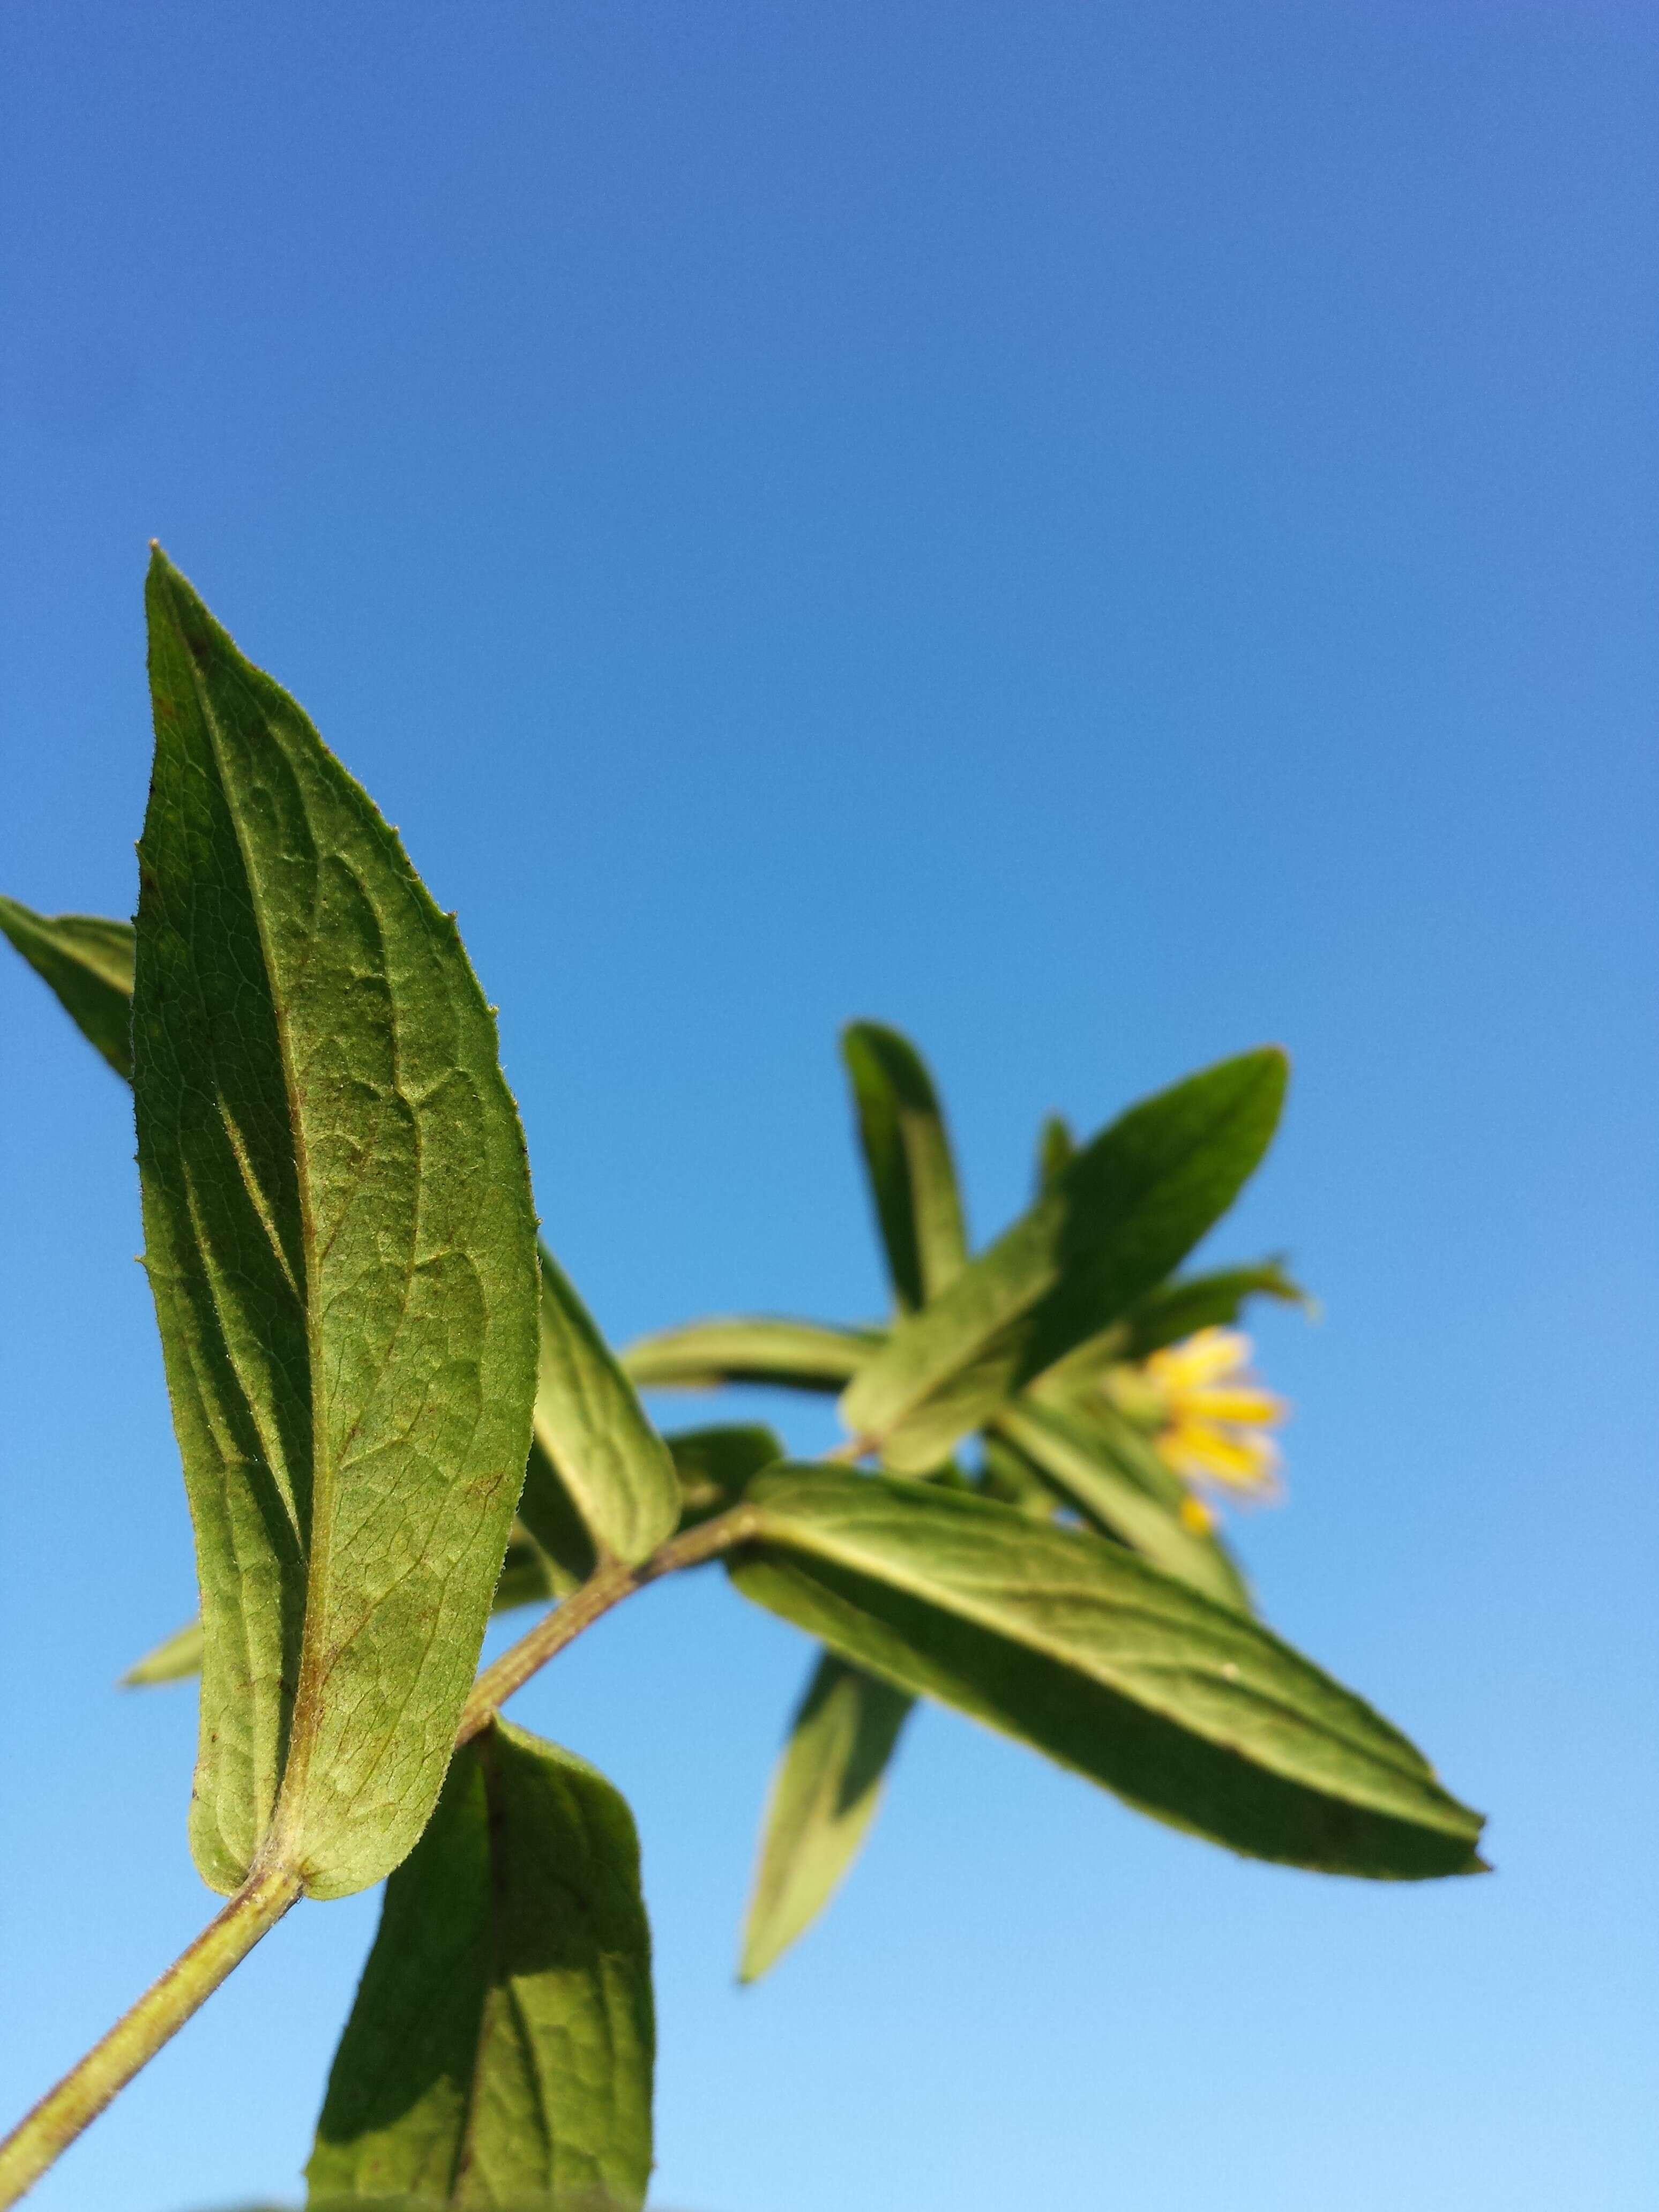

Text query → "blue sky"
[1,4,1655,2207]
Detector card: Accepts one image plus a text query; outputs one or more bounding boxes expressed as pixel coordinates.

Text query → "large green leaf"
[123,1534,565,1693]
[728,1468,1484,1879]
[991,1399,1249,1611]
[840,1050,1288,1473]
[622,1314,881,1395]
[528,1244,678,1569]
[738,1652,914,1985]
[0,896,134,1078]
[306,1717,653,2210]
[135,550,539,1900]
[841,1021,968,1312]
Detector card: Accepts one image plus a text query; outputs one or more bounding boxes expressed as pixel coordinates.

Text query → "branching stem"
[0,1502,759,2205]
[459,1503,757,1740]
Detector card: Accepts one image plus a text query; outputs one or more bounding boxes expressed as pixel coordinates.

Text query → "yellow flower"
[1138,1327,1288,1531]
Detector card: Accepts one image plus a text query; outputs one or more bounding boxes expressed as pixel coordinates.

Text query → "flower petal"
[1158,1418,1281,1493]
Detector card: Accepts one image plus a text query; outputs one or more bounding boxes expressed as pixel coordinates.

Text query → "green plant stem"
[457,1504,756,1742]
[0,1862,302,2210]
[0,1502,759,2206]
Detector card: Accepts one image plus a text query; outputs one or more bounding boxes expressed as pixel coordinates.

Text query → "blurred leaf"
[841,1050,1289,1473]
[305,1717,653,2210]
[623,1314,881,1395]
[841,1021,968,1312]
[975,1433,1059,1520]
[728,1467,1484,1879]
[992,1399,1249,1611]
[136,550,539,1900]
[1032,1258,1310,1400]
[1024,1381,1187,1513]
[529,1243,678,1569]
[667,1423,785,1530]
[738,1652,914,1985]
[0,896,134,1078]
[1118,1259,1309,1360]
[487,1531,565,1613]
[121,1618,204,1688]
[1035,1112,1075,1194]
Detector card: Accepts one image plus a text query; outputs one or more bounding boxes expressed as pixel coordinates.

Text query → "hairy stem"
[0,1503,758,2203]
[0,1862,302,2209]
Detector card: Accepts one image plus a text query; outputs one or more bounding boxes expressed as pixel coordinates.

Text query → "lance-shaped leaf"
[307,1717,653,2211]
[1035,1112,1075,1194]
[992,1398,1249,1612]
[739,1652,914,1985]
[0,896,135,1078]
[121,1617,205,1687]
[622,1315,881,1395]
[1032,1258,1309,1391]
[840,1050,1288,1473]
[842,1021,968,1312]
[1118,1258,1308,1360]
[528,1244,678,1568]
[136,550,539,1899]
[727,1468,1484,1879]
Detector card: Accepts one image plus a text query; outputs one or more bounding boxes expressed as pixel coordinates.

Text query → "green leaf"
[991,1399,1249,1611]
[1035,1112,1075,1194]
[121,1617,204,1687]
[122,1533,565,1693]
[738,1652,913,1984]
[529,1243,678,1569]
[1118,1259,1308,1361]
[0,896,134,1079]
[622,1314,881,1395]
[517,1430,601,1591]
[728,1467,1484,1879]
[840,1050,1289,1473]
[667,1423,785,1529]
[306,1716,653,2211]
[841,1021,968,1312]
[975,1433,1059,1520]
[135,549,539,1900]
[483,1529,566,1615]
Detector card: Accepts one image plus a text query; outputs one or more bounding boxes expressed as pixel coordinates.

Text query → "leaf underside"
[527,1244,679,1570]
[307,1718,653,2210]
[739,1651,913,1983]
[136,550,539,1898]
[622,1314,881,1395]
[841,1020,968,1313]
[0,895,135,1078]
[730,1468,1484,1879]
[992,1397,1250,1612]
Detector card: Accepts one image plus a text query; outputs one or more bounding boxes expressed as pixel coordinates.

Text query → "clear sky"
[1,5,1655,2209]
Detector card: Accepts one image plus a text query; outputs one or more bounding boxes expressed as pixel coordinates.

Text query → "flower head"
[1138,1327,1289,1531]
